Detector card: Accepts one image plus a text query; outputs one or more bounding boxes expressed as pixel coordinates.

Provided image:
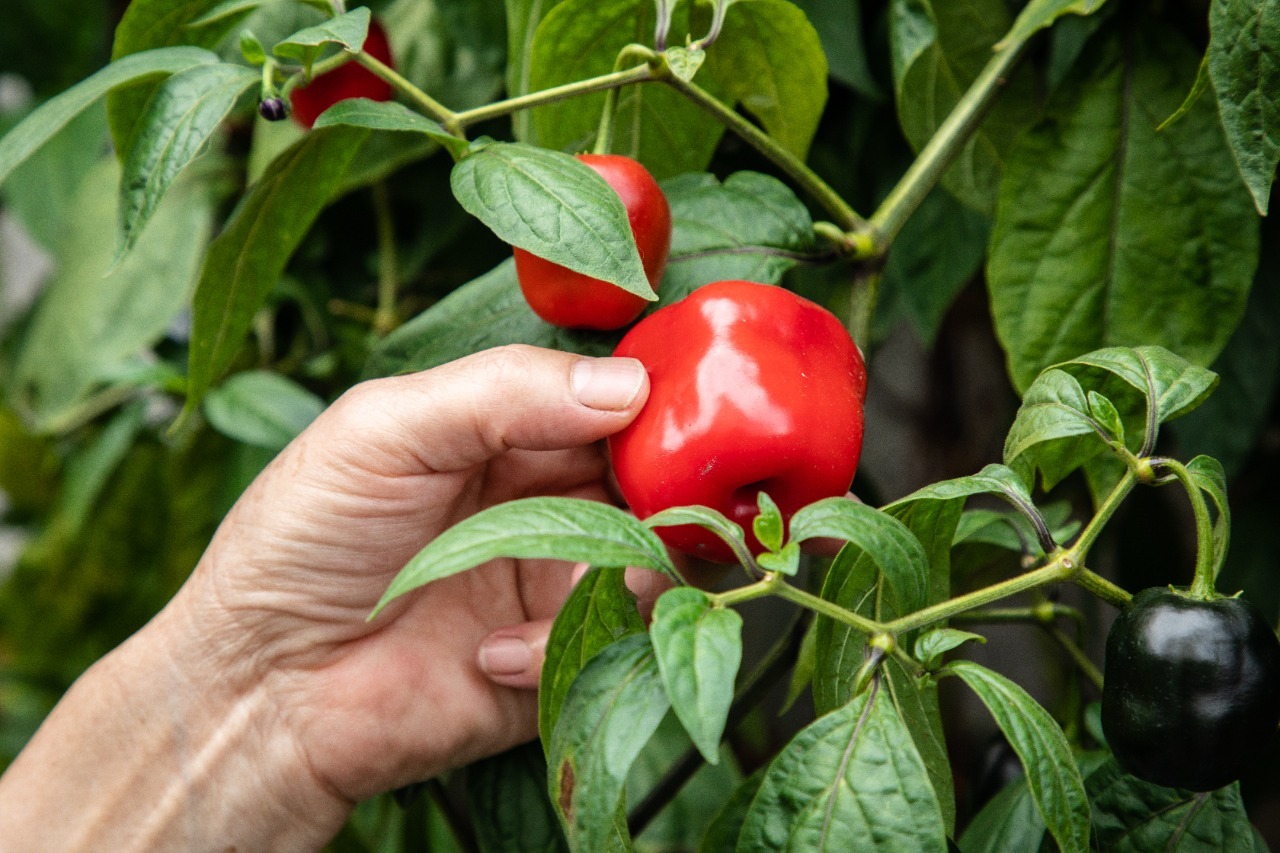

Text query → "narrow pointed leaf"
[790,497,929,616]
[202,370,324,451]
[0,46,219,187]
[548,634,669,852]
[451,142,654,298]
[185,125,369,415]
[651,587,743,764]
[117,62,258,261]
[998,0,1110,49]
[539,566,646,749]
[736,682,948,851]
[313,98,470,159]
[947,661,1090,853]
[1208,0,1280,213]
[274,6,370,63]
[376,497,678,615]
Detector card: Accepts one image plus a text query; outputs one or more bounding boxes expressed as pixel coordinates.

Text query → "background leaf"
[1208,0,1280,213]
[988,19,1258,392]
[467,742,569,853]
[202,370,324,451]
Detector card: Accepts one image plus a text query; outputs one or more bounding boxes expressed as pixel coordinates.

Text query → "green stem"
[711,577,775,608]
[1047,625,1105,693]
[453,62,657,132]
[1074,568,1132,609]
[1067,470,1137,563]
[352,51,457,128]
[371,182,398,337]
[884,561,1072,635]
[659,71,865,232]
[1154,458,1218,600]
[846,266,882,355]
[868,36,1032,249]
[592,46,653,155]
[771,582,883,636]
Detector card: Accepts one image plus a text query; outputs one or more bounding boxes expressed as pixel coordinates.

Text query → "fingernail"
[478,636,532,676]
[572,358,647,411]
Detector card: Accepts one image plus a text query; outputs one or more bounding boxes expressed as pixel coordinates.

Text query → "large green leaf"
[658,171,820,306]
[948,661,1090,853]
[0,47,219,188]
[8,157,212,432]
[116,62,258,262]
[735,682,948,851]
[360,260,616,381]
[467,742,569,853]
[374,497,678,615]
[538,566,646,750]
[548,634,669,852]
[988,21,1258,393]
[1086,759,1256,851]
[504,0,570,141]
[650,587,743,765]
[184,125,369,415]
[890,0,1037,213]
[450,142,655,299]
[1208,0,1280,214]
[791,0,882,99]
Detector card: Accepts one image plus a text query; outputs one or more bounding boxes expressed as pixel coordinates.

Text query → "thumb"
[321,345,649,477]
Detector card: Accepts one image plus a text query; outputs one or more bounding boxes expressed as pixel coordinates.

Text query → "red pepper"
[514,154,671,330]
[290,19,395,129]
[609,280,867,562]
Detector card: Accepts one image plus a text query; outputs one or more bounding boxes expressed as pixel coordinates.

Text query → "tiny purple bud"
[258,97,288,122]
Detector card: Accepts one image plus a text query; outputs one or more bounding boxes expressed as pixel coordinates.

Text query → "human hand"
[0,345,649,850]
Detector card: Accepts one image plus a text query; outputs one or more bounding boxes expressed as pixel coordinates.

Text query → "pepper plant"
[1,0,1279,850]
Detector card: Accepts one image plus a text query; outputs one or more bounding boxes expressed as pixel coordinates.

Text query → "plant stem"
[453,62,658,132]
[884,561,1073,635]
[592,46,654,155]
[1047,625,1105,693]
[1074,568,1132,609]
[1067,470,1137,562]
[1154,458,1218,599]
[352,51,457,128]
[711,577,775,608]
[868,36,1032,249]
[658,71,865,233]
[771,581,882,636]
[371,181,398,336]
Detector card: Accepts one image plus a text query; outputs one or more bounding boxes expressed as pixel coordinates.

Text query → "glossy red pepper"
[289,19,395,129]
[608,280,867,562]
[514,154,671,330]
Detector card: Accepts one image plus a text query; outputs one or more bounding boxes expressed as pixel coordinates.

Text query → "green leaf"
[202,370,324,451]
[913,628,985,669]
[1208,0,1280,214]
[698,0,829,161]
[665,46,706,82]
[947,661,1090,853]
[790,497,930,616]
[735,681,948,852]
[1086,759,1256,851]
[185,125,369,415]
[525,0,713,177]
[889,464,1052,550]
[116,62,258,262]
[659,171,819,305]
[890,0,1037,213]
[548,633,669,852]
[1004,346,1221,489]
[699,768,766,853]
[957,774,1047,853]
[650,587,743,765]
[539,566,645,749]
[988,21,1258,393]
[273,6,370,65]
[239,30,267,65]
[360,260,615,381]
[756,542,800,576]
[375,497,678,615]
[504,0,570,141]
[467,742,569,853]
[885,488,966,609]
[54,404,148,536]
[0,46,219,188]
[8,157,213,431]
[312,98,470,159]
[450,142,655,299]
[1087,390,1125,443]
[189,0,330,29]
[645,505,746,563]
[1187,455,1231,580]
[998,0,1110,50]
[752,493,785,553]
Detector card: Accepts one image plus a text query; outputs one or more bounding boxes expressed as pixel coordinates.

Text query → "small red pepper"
[608,280,867,562]
[290,19,395,129]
